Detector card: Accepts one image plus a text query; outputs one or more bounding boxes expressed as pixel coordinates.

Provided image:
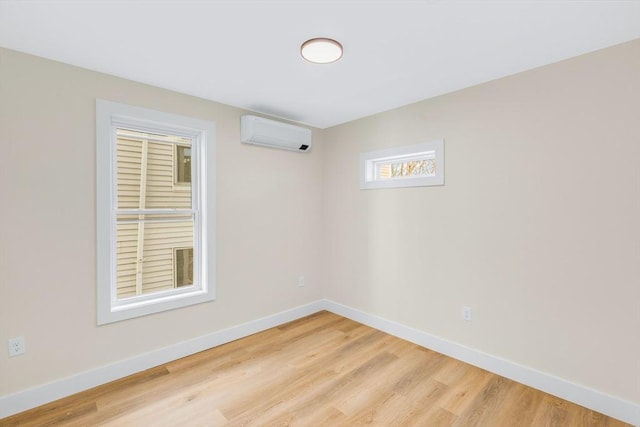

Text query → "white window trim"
[96,100,216,325]
[360,140,444,190]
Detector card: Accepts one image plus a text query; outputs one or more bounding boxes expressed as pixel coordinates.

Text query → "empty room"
[1,1,639,426]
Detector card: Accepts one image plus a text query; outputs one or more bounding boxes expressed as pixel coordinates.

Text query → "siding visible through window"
[115,129,194,299]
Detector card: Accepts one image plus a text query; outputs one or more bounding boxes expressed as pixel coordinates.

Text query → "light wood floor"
[1,311,631,426]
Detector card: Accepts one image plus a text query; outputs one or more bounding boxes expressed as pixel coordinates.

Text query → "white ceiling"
[1,1,639,129]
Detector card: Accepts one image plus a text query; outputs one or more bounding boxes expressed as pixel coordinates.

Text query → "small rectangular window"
[175,144,191,184]
[360,140,444,190]
[174,247,194,288]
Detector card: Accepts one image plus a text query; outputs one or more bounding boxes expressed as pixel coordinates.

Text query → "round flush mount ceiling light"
[300,38,343,64]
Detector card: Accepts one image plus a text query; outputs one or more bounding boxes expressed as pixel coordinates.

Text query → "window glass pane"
[376,158,436,180]
[116,129,192,209]
[116,215,194,300]
[175,248,194,287]
[372,153,436,180]
[176,145,191,184]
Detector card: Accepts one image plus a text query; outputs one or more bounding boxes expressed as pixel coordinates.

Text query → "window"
[174,144,191,187]
[174,247,193,288]
[360,140,444,189]
[96,100,216,325]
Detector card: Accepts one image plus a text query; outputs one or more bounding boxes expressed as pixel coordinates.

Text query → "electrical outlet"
[462,306,472,322]
[298,276,305,287]
[8,337,26,357]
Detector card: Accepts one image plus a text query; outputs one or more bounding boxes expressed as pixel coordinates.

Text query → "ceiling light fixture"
[300,38,343,64]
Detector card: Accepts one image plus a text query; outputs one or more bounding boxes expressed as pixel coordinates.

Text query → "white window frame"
[96,100,216,325]
[360,140,444,190]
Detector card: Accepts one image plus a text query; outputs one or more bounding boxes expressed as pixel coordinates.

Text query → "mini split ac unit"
[240,115,312,152]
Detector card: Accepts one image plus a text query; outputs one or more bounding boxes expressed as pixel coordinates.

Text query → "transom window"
[97,100,216,324]
[360,140,444,190]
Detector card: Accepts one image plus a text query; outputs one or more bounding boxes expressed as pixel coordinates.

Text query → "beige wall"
[0,48,324,396]
[323,39,640,404]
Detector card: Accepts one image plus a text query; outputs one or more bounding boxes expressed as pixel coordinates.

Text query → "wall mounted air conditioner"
[240,115,312,152]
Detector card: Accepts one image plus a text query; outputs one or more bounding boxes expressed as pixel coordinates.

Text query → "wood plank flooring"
[1,311,631,426]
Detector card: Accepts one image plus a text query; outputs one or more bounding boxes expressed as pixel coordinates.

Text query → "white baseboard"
[2,299,638,426]
[322,299,640,427]
[0,300,324,419]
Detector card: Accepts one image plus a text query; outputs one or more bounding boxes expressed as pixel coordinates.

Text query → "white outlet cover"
[8,337,26,357]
